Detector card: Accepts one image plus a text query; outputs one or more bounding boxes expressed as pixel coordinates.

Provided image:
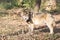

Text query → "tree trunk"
[34,0,56,13]
[34,0,41,13]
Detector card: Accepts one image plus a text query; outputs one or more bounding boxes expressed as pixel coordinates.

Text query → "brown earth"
[0,9,60,40]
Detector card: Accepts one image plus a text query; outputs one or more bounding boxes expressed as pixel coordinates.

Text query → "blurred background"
[0,0,59,10]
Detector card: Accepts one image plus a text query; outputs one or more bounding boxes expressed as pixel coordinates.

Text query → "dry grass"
[0,10,60,40]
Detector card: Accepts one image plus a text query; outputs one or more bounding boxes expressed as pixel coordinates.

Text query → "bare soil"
[0,10,60,40]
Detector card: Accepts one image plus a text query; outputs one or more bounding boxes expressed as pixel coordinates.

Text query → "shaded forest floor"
[0,9,60,40]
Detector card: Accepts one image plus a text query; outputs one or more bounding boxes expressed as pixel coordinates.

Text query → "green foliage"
[22,0,35,9]
[0,0,22,9]
[0,0,35,9]
[0,0,60,11]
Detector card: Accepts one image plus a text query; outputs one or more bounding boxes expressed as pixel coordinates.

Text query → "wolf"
[21,10,56,34]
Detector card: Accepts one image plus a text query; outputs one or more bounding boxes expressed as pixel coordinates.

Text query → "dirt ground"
[0,12,60,40]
